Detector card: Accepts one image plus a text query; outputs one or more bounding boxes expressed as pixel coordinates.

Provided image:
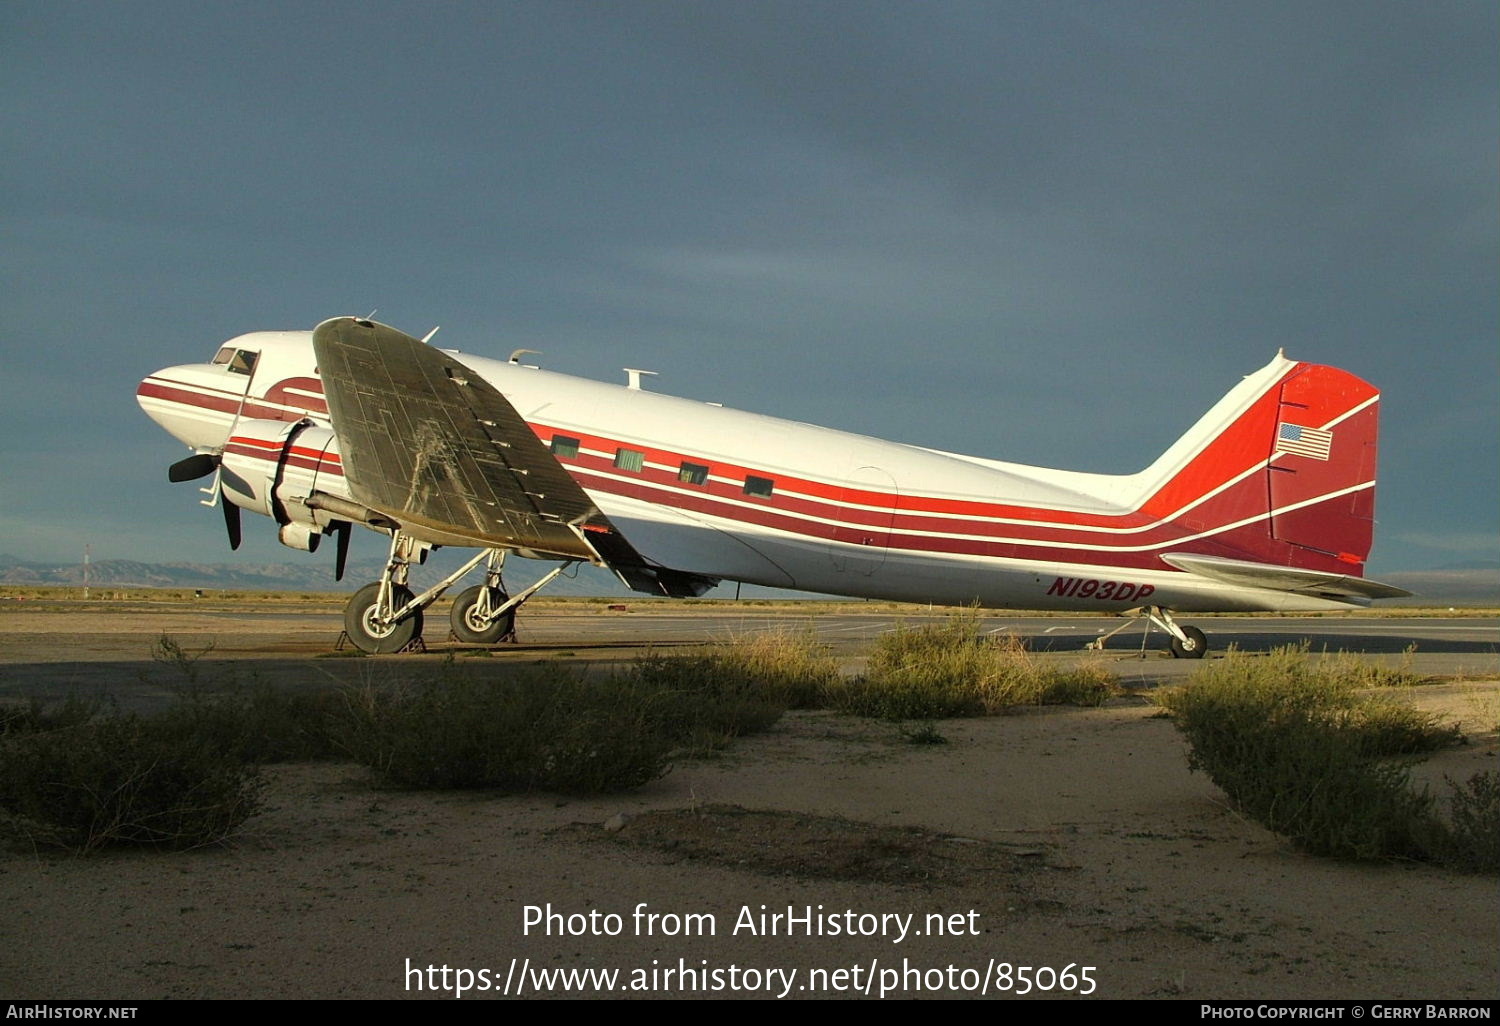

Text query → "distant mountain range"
[0,551,630,596]
[2,553,1495,605]
[1375,564,1500,606]
[0,552,812,599]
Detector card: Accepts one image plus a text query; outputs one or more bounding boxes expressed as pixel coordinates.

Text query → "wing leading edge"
[312,317,606,558]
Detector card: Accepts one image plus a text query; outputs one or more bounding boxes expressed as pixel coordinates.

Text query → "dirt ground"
[1,605,1496,1000]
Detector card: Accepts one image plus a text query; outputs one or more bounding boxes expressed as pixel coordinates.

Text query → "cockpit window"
[214,348,259,375]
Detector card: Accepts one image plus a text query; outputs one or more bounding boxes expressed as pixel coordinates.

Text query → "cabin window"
[678,461,709,486]
[551,435,581,459]
[613,448,644,473]
[743,475,775,498]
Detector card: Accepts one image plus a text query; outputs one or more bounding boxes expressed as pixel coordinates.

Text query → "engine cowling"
[219,419,346,547]
[277,522,322,552]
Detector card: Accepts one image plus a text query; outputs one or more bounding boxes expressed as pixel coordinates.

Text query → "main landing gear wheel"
[449,585,515,644]
[1169,625,1208,659]
[344,583,423,654]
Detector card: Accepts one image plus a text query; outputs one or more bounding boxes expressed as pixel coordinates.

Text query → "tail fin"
[1262,362,1381,569]
[1127,354,1384,579]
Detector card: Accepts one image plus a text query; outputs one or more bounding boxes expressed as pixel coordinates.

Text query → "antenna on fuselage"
[623,368,658,390]
[509,349,541,365]
[421,326,440,344]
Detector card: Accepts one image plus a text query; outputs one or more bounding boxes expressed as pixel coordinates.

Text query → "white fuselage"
[139,331,1370,613]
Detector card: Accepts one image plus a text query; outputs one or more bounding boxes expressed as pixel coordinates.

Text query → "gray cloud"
[2,0,1493,572]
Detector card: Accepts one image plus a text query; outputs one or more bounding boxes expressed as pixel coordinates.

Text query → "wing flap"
[312,317,602,558]
[1162,553,1412,601]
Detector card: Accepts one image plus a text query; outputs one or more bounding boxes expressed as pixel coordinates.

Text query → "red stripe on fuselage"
[554,446,1270,545]
[519,363,1308,530]
[562,463,1365,572]
[223,437,343,477]
[137,378,327,424]
[146,363,1373,574]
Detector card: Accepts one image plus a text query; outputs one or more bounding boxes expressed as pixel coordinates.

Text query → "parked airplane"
[137,317,1408,654]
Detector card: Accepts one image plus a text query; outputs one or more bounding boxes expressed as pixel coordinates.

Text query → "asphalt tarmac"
[0,603,1494,711]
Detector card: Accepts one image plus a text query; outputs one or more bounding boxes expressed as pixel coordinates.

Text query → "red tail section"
[1266,364,1379,565]
[1200,362,1380,576]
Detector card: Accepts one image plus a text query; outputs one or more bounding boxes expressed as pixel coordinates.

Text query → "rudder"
[1264,363,1380,569]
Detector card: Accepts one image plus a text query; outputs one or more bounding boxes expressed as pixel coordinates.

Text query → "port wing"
[311,317,606,558]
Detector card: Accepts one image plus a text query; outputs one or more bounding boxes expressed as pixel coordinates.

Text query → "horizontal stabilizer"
[1161,553,1412,601]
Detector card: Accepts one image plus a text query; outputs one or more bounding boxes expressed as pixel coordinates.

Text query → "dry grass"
[700,629,842,708]
[826,611,1118,720]
[1309,644,1429,688]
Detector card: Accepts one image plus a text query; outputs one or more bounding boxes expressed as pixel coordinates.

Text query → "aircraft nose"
[137,363,189,422]
[138,365,171,416]
[137,362,231,449]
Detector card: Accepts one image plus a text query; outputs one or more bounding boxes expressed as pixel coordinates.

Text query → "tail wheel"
[344,583,423,654]
[449,585,515,644]
[1169,625,1208,659]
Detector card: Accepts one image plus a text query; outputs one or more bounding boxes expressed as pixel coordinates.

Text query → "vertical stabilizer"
[1264,363,1380,568]
[1121,355,1383,577]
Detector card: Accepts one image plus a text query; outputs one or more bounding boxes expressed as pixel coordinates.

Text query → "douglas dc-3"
[137,317,1408,654]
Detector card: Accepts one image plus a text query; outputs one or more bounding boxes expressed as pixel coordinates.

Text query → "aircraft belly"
[591,493,797,590]
[596,483,1362,612]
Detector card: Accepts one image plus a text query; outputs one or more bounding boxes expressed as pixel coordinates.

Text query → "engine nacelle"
[277,522,322,552]
[219,419,348,550]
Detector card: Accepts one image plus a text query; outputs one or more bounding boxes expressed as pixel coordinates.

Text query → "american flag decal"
[1275,422,1333,461]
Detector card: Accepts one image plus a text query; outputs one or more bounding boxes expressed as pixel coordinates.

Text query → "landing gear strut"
[446,553,579,646]
[341,533,427,654]
[344,582,422,654]
[449,550,515,644]
[1084,605,1209,659]
[1168,623,1208,659]
[339,534,580,654]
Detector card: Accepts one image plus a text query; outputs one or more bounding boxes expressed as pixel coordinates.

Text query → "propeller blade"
[222,498,242,551]
[168,453,220,483]
[333,521,351,581]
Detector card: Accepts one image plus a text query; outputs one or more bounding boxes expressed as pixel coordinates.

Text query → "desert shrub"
[339,635,833,790]
[612,633,838,752]
[1159,644,1455,758]
[139,633,350,762]
[902,722,949,746]
[149,633,217,686]
[827,613,1116,719]
[156,685,348,763]
[1348,693,1463,756]
[337,664,673,793]
[623,654,786,752]
[607,631,838,753]
[1433,771,1500,873]
[1027,662,1121,707]
[0,712,263,852]
[1180,708,1435,859]
[1156,645,1456,860]
[0,693,107,736]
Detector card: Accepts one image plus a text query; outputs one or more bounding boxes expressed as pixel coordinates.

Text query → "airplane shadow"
[1016,627,1497,656]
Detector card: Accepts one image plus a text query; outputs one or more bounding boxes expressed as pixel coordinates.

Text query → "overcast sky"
[2,1,1494,576]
